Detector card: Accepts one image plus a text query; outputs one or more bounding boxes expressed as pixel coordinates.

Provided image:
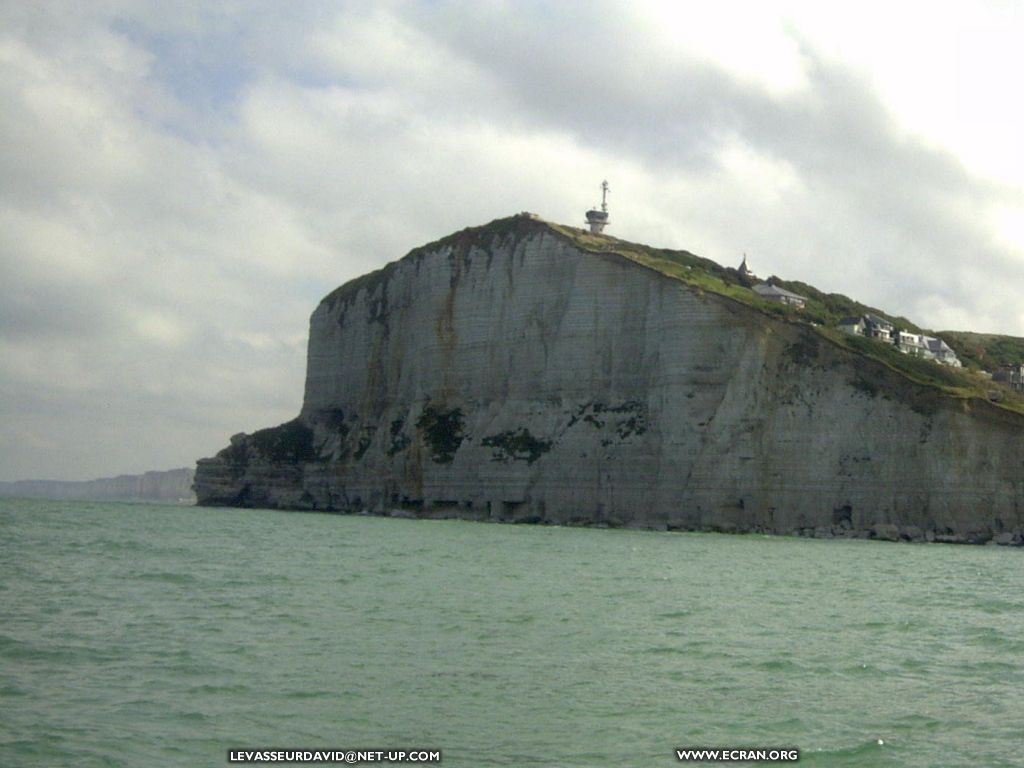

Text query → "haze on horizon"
[2,1,1023,482]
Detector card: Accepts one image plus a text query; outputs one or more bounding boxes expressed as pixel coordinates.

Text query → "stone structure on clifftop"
[194,214,1024,544]
[584,180,610,234]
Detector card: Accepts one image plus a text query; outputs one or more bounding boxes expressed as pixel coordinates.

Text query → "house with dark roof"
[923,337,961,367]
[863,314,894,344]
[837,316,865,336]
[839,316,961,366]
[752,283,806,308]
[993,364,1024,390]
[839,314,894,344]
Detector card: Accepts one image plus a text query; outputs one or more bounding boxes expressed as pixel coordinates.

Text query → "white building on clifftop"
[585,180,610,234]
[842,316,961,366]
[752,283,806,308]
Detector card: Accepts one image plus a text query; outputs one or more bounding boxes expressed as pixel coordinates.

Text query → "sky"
[2,0,1024,481]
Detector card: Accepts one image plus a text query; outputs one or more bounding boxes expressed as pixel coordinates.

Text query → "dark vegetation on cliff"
[217,419,316,466]
[415,404,465,464]
[482,428,552,464]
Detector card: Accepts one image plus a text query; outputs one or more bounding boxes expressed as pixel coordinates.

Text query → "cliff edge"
[194,215,1024,543]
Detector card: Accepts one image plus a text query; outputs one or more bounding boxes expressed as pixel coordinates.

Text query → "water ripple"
[4,499,1024,767]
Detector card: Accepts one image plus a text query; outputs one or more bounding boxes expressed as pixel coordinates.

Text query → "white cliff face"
[195,219,1024,542]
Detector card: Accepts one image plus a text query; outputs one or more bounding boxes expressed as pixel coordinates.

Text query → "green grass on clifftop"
[936,331,1024,371]
[543,220,1024,416]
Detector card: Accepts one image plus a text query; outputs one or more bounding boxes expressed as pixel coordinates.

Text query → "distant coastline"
[0,468,196,504]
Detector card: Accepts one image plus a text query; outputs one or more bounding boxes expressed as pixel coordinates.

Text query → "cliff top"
[322,213,1024,416]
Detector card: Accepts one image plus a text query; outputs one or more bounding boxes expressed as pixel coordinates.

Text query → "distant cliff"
[1,468,196,503]
[194,215,1024,544]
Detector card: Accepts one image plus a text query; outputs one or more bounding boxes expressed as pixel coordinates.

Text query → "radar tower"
[585,180,610,234]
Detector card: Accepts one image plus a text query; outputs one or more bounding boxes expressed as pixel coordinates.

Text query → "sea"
[2,498,1023,768]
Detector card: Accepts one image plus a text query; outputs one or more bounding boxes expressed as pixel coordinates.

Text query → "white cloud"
[633,0,811,95]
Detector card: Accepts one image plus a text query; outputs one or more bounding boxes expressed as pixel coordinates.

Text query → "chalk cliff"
[194,215,1024,543]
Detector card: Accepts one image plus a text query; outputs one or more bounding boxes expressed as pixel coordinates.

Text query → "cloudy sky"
[3,1,1023,481]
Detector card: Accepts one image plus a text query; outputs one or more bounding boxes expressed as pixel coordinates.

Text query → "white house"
[843,317,961,366]
[838,316,866,336]
[841,314,894,344]
[923,337,961,367]
[896,331,928,357]
[863,314,895,343]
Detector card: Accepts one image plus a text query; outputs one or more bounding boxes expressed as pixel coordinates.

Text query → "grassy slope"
[935,331,1024,371]
[543,221,1024,415]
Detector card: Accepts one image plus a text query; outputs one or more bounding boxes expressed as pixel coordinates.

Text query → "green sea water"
[2,498,1024,767]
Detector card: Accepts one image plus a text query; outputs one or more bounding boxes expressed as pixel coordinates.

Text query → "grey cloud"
[0,277,117,341]
[0,5,320,480]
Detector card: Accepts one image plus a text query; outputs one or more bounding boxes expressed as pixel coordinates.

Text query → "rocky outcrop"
[194,215,1024,543]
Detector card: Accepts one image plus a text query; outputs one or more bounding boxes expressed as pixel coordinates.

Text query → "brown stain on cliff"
[435,283,457,354]
[361,286,391,420]
[435,237,471,398]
